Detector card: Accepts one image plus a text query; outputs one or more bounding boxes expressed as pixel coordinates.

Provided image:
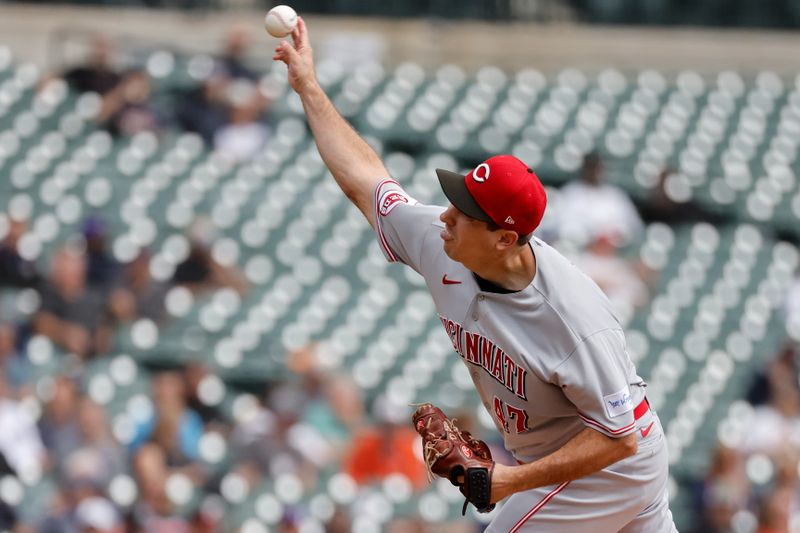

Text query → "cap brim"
[435,169,493,223]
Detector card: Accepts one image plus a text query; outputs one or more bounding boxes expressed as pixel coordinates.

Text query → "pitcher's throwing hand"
[272,16,315,94]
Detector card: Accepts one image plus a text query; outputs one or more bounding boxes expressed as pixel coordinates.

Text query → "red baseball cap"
[436,155,547,236]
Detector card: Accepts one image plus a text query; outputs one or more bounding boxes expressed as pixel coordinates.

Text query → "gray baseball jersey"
[372,179,677,532]
[374,178,645,459]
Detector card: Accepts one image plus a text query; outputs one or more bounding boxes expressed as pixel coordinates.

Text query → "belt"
[633,397,651,420]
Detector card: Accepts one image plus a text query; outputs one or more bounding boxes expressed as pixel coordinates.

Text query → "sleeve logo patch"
[379,190,411,216]
[603,387,633,418]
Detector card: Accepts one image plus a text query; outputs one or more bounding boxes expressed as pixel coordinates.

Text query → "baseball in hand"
[264,5,298,38]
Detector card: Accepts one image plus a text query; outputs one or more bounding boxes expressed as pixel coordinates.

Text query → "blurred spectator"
[0,217,40,288]
[747,342,800,407]
[109,250,167,324]
[284,344,368,465]
[343,416,427,489]
[98,69,162,137]
[742,381,800,456]
[639,168,725,225]
[742,342,800,456]
[129,371,203,467]
[42,34,121,96]
[82,217,121,291]
[172,218,247,295]
[275,343,426,490]
[173,25,260,146]
[555,153,644,246]
[216,25,258,81]
[0,374,46,476]
[63,35,121,95]
[130,443,190,533]
[231,384,316,489]
[173,71,229,146]
[0,322,30,390]
[293,345,362,440]
[342,392,428,489]
[567,234,652,325]
[63,398,126,488]
[213,80,270,162]
[33,246,112,357]
[61,448,114,503]
[38,376,82,468]
[39,475,110,533]
[0,373,39,530]
[230,389,279,467]
[38,387,125,532]
[300,372,365,465]
[693,444,752,533]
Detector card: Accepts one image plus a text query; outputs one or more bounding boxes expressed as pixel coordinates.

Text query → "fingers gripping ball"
[264,5,298,38]
[412,403,495,515]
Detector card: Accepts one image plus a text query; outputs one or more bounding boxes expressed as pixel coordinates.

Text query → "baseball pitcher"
[273,17,678,532]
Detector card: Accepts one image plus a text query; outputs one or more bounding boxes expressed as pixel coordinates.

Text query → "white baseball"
[264,5,298,38]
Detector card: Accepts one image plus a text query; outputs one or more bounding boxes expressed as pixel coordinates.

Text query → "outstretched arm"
[273,17,387,227]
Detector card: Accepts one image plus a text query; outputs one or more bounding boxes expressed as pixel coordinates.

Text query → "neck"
[471,244,536,292]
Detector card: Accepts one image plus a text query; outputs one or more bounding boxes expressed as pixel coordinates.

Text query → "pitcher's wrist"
[298,77,322,99]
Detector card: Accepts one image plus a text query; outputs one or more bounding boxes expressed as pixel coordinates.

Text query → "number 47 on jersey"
[493,396,529,433]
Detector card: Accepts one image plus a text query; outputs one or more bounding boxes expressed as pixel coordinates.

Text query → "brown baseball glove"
[412,403,495,515]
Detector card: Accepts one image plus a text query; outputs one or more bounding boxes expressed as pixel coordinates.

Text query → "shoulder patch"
[603,387,633,418]
[379,189,415,216]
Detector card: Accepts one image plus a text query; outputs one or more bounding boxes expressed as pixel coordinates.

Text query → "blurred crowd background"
[1,1,800,532]
[9,0,800,27]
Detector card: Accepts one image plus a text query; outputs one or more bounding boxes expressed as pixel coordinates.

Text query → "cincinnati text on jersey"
[439,315,528,401]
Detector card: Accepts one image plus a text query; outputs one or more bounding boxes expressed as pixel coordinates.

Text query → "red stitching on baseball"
[271,10,290,31]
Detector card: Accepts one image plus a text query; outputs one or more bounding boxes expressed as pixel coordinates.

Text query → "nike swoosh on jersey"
[442,275,462,285]
[640,421,655,438]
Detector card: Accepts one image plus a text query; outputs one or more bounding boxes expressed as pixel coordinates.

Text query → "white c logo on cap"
[472,163,490,183]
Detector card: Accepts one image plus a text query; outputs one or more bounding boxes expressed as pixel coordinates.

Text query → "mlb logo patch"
[603,387,633,418]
